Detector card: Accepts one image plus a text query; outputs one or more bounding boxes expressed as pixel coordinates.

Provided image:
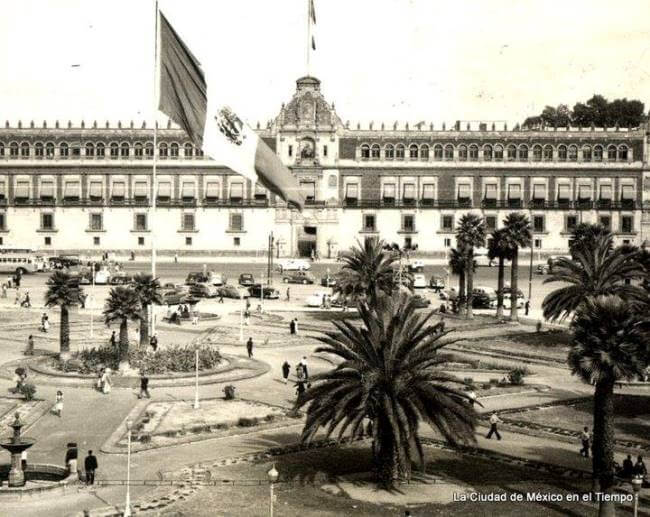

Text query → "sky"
[1,0,649,128]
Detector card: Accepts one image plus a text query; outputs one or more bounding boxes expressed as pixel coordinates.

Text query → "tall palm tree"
[44,271,84,360]
[455,214,486,319]
[569,222,611,258]
[132,273,163,346]
[569,295,649,517]
[448,247,466,311]
[103,287,142,369]
[542,234,646,322]
[297,292,477,488]
[334,238,398,306]
[487,229,513,320]
[502,213,532,322]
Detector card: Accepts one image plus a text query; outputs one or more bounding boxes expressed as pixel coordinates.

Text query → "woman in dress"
[101,368,112,394]
[53,390,63,417]
[96,368,104,391]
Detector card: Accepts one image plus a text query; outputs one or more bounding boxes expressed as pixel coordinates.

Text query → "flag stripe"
[310,0,316,24]
[255,139,305,210]
[312,36,316,50]
[158,11,207,148]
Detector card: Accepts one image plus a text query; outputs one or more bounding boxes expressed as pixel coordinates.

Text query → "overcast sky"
[1,0,649,128]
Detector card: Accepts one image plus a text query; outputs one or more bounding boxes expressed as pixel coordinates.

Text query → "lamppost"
[260,271,265,312]
[326,267,330,288]
[124,418,133,517]
[239,293,244,343]
[631,474,643,517]
[89,261,95,338]
[267,463,279,517]
[193,344,200,409]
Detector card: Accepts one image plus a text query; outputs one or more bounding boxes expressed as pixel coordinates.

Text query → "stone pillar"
[8,452,24,487]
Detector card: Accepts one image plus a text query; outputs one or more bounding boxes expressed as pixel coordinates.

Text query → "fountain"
[0,413,35,487]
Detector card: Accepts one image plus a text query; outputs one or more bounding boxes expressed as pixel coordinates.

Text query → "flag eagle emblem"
[215,107,245,146]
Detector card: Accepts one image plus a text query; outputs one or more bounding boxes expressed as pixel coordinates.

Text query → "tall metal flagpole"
[306,0,311,76]
[151,0,160,337]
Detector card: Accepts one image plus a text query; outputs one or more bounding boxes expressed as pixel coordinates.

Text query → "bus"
[0,248,49,275]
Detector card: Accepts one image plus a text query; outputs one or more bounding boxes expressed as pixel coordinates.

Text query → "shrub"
[463,377,474,386]
[20,382,37,401]
[138,433,151,443]
[237,417,259,427]
[489,378,500,385]
[508,368,527,386]
[223,385,236,400]
[264,414,276,422]
[482,383,492,390]
[215,423,229,430]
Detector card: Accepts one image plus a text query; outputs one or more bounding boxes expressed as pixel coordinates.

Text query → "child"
[53,390,63,417]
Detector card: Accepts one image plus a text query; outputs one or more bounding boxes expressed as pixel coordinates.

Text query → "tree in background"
[44,271,84,360]
[568,223,612,258]
[502,213,532,322]
[487,228,513,320]
[103,287,142,370]
[132,273,163,346]
[455,214,487,320]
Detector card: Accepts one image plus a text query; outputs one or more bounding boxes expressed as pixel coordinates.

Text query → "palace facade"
[0,76,649,258]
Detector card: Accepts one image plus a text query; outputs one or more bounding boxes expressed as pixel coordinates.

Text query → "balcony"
[575,199,593,210]
[507,199,522,209]
[620,199,635,210]
[529,199,547,209]
[482,199,497,209]
[596,199,612,209]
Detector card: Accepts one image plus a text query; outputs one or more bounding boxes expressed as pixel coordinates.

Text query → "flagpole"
[151,0,160,337]
[306,0,311,76]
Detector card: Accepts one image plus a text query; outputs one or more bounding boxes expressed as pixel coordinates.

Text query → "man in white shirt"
[486,412,502,440]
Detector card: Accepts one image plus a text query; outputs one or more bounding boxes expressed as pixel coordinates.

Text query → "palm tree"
[569,222,611,258]
[542,234,646,322]
[448,247,466,311]
[44,271,84,360]
[132,273,163,346]
[569,295,649,517]
[334,238,398,306]
[487,229,513,320]
[103,287,142,369]
[455,214,486,319]
[297,292,477,489]
[502,213,532,322]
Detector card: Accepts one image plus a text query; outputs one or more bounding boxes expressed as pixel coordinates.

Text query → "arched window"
[159,142,168,159]
[145,142,154,158]
[360,144,370,160]
[593,145,603,162]
[557,145,567,161]
[532,145,542,162]
[20,142,30,158]
[420,144,429,160]
[60,142,69,159]
[506,144,517,161]
[85,142,95,158]
[385,144,394,159]
[120,142,130,159]
[582,146,592,162]
[134,142,143,159]
[45,142,55,159]
[109,142,119,159]
[371,144,380,160]
[607,145,616,161]
[196,148,204,157]
[494,144,503,161]
[184,143,193,158]
[483,145,493,161]
[9,142,18,158]
[395,144,405,160]
[0,142,4,157]
[518,145,528,161]
[568,145,578,162]
[170,142,179,158]
[409,144,418,159]
[96,142,105,158]
[618,145,628,161]
[468,144,478,161]
[458,145,468,161]
[433,144,443,160]
[543,145,553,161]
[444,144,454,160]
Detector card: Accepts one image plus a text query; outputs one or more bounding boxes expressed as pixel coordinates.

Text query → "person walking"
[14,288,21,306]
[218,290,224,303]
[101,368,112,394]
[286,287,290,302]
[296,380,306,400]
[246,337,254,358]
[634,455,647,478]
[42,315,50,334]
[289,319,296,335]
[138,371,151,399]
[109,331,116,348]
[486,412,502,440]
[84,450,98,486]
[192,311,199,325]
[65,443,78,478]
[282,361,290,384]
[622,454,635,478]
[1,283,6,299]
[294,318,299,335]
[299,356,309,379]
[579,427,591,457]
[438,316,445,334]
[15,271,21,288]
[52,390,63,417]
[25,335,34,356]
[150,334,158,352]
[96,369,104,392]
[174,253,178,264]
[244,309,250,326]
[295,363,305,382]
[524,300,530,316]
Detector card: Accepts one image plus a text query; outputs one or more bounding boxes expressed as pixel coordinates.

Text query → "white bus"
[0,248,49,275]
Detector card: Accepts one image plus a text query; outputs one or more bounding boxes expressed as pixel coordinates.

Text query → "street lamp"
[124,418,133,517]
[631,475,643,517]
[239,293,244,343]
[89,261,96,338]
[193,345,200,409]
[267,463,279,517]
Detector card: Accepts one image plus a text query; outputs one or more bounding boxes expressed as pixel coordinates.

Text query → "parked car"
[412,294,431,308]
[502,287,525,300]
[305,291,331,308]
[110,272,132,285]
[407,260,425,272]
[210,272,227,286]
[238,273,255,286]
[49,256,81,269]
[536,264,550,275]
[218,285,244,299]
[429,276,445,292]
[276,259,311,272]
[247,284,280,299]
[320,275,337,287]
[186,272,209,285]
[412,274,427,289]
[545,255,572,274]
[189,282,219,298]
[490,295,525,310]
[282,271,316,284]
[471,286,497,308]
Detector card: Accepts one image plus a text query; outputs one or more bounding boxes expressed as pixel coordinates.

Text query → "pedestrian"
[25,335,34,355]
[139,370,151,399]
[79,293,87,309]
[41,313,50,333]
[6,277,12,289]
[174,253,178,263]
[218,290,224,303]
[150,334,158,352]
[65,443,78,477]
[536,320,542,333]
[524,300,530,316]
[52,390,63,417]
[579,426,590,457]
[300,356,309,379]
[294,318,299,335]
[84,450,98,486]
[244,309,250,326]
[286,287,290,301]
[130,251,135,261]
[438,316,445,334]
[109,331,116,348]
[296,380,306,400]
[622,454,635,478]
[246,337,254,358]
[96,368,104,391]
[245,298,251,312]
[15,271,21,288]
[439,303,446,314]
[467,389,477,407]
[295,363,305,382]
[342,298,347,312]
[192,311,199,325]
[634,455,647,477]
[486,412,502,440]
[1,283,6,298]
[289,319,296,335]
[21,450,27,471]
[101,368,112,394]
[14,288,21,305]
[21,290,31,308]
[282,361,290,383]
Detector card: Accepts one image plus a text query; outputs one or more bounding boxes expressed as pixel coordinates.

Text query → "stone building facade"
[0,75,649,258]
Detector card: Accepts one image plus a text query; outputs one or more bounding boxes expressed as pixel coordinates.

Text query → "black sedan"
[247,284,280,299]
[238,273,255,286]
[218,285,244,299]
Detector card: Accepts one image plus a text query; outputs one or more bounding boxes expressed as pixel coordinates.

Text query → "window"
[135,213,147,231]
[159,143,168,159]
[182,213,195,231]
[433,145,443,160]
[44,236,51,246]
[506,145,516,161]
[582,146,592,162]
[59,143,69,159]
[395,144,405,160]
[15,180,30,200]
[9,142,18,158]
[618,145,628,161]
[533,215,545,233]
[110,143,119,159]
[577,185,591,200]
[20,142,30,159]
[345,183,359,200]
[138,237,145,246]
[233,237,241,246]
[567,145,578,162]
[328,174,337,187]
[402,214,415,232]
[40,180,55,200]
[300,181,315,201]
[229,182,244,201]
[409,144,418,159]
[593,145,603,162]
[288,145,293,157]
[483,145,493,161]
[85,143,94,158]
[89,181,103,200]
[444,145,454,161]
[444,237,451,248]
[458,145,468,161]
[532,184,546,201]
[185,237,192,246]
[385,144,394,159]
[205,181,220,201]
[457,183,471,204]
[131,143,142,159]
[485,216,496,231]
[518,145,528,161]
[120,142,129,159]
[229,213,243,231]
[494,145,503,161]
[402,183,415,201]
[621,184,635,208]
[469,145,478,161]
[598,184,612,207]
[507,184,521,207]
[0,213,5,230]
[371,144,380,160]
[96,143,105,158]
[170,143,179,159]
[484,183,497,204]
[532,145,542,162]
[157,181,171,200]
[45,142,55,158]
[184,143,193,158]
[181,181,196,200]
[534,239,542,249]
[599,216,611,231]
[363,214,376,232]
[93,236,100,246]
[145,143,153,158]
[360,144,370,160]
[543,145,553,161]
[41,213,54,230]
[323,145,328,157]
[90,213,103,231]
[64,180,80,200]
[382,183,396,203]
[442,215,454,231]
[558,145,567,161]
[35,142,44,158]
[557,184,571,202]
[566,215,577,231]
[421,184,435,204]
[607,145,616,161]
[420,144,429,160]
[111,181,125,200]
[133,181,148,201]
[621,215,633,233]
[71,145,80,157]
[404,237,413,249]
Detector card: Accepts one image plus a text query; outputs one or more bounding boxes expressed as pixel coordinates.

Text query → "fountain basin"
[0,463,76,500]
